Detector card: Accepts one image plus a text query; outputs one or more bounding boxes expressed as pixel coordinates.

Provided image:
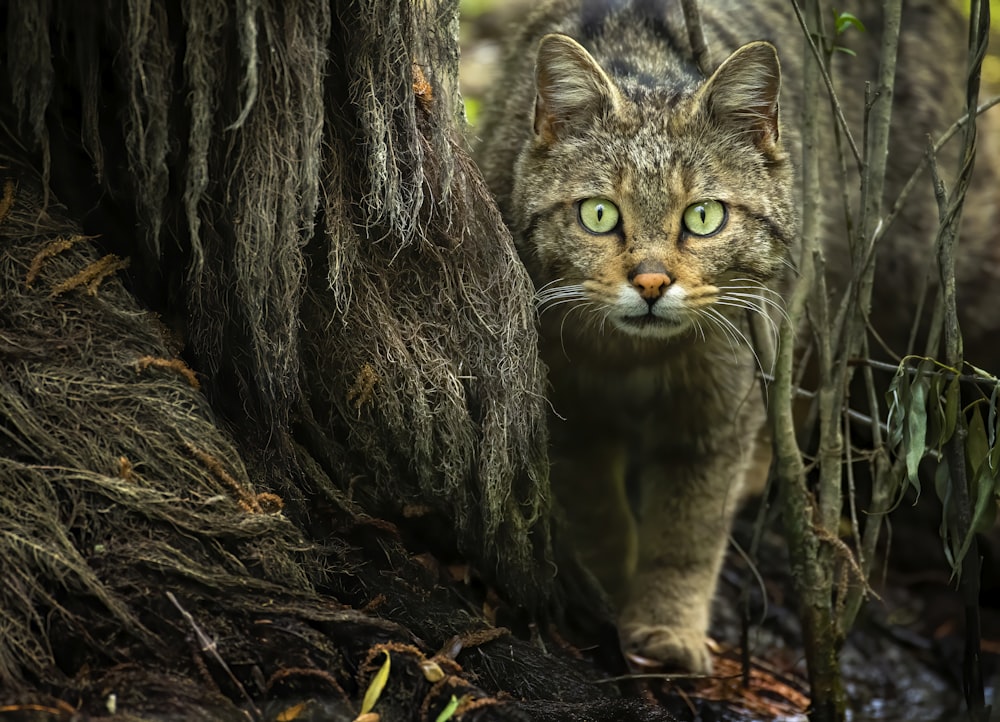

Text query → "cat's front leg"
[549,421,636,597]
[618,432,759,675]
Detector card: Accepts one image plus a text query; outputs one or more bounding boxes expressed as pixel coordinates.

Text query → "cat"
[474,0,988,674]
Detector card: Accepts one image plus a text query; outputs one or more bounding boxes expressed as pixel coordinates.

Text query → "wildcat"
[474,0,985,674]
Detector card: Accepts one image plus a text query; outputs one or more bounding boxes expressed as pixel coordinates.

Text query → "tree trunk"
[0,1,658,719]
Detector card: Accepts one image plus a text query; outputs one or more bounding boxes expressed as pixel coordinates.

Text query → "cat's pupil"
[697,206,706,223]
[596,205,604,221]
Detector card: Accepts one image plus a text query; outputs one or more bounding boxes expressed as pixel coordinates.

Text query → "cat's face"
[511,35,795,344]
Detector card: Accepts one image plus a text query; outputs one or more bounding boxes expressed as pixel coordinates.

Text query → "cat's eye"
[578,198,620,234]
[682,200,727,236]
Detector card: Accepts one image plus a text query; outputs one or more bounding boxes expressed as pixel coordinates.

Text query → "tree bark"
[0,1,648,718]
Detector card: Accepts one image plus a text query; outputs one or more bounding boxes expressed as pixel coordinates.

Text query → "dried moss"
[0,0,656,718]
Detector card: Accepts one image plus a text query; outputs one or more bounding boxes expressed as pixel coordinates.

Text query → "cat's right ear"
[533,34,622,144]
[699,41,781,152]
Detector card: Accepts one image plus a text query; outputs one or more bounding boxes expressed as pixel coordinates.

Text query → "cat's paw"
[619,623,713,675]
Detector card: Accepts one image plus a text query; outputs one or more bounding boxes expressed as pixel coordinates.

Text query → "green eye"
[682,200,726,236]
[578,198,620,234]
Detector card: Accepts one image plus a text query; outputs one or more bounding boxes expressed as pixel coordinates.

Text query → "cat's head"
[512,33,795,344]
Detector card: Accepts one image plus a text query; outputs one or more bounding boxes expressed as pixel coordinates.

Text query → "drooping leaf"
[966,404,989,479]
[972,475,999,534]
[987,382,999,445]
[990,384,1000,472]
[933,454,954,569]
[360,651,391,715]
[933,455,951,504]
[965,362,997,382]
[927,373,945,458]
[952,460,999,572]
[941,375,961,446]
[885,361,908,449]
[903,371,928,489]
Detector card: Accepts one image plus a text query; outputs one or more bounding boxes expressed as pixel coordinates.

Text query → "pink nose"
[632,272,672,300]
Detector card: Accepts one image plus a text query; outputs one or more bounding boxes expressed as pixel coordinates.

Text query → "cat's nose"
[631,271,672,301]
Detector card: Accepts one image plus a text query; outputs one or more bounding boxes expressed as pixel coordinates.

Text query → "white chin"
[611,314,691,339]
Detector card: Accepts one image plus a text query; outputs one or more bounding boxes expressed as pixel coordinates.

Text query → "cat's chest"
[544,344,753,428]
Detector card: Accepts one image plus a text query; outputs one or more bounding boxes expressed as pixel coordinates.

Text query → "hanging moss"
[0,0,660,718]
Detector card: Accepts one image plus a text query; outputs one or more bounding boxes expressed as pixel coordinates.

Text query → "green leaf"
[435,695,462,722]
[966,405,989,479]
[966,362,998,382]
[941,375,960,446]
[933,455,951,503]
[360,651,391,715]
[953,461,999,567]
[934,457,954,568]
[972,478,998,533]
[904,374,928,487]
[990,385,1000,472]
[987,383,999,448]
[834,11,866,35]
[833,46,857,57]
[926,373,945,454]
[886,361,908,450]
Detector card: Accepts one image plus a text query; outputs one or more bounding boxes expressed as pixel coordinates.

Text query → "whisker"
[536,282,590,318]
[556,301,595,358]
[594,305,615,335]
[726,278,785,296]
[693,317,706,343]
[698,308,740,361]
[724,291,787,313]
[715,298,780,335]
[536,289,587,303]
[535,279,586,299]
[716,300,780,367]
[535,277,572,293]
[538,296,588,318]
[720,287,788,313]
[705,307,770,379]
[779,254,798,274]
[715,282,791,329]
[723,293,784,341]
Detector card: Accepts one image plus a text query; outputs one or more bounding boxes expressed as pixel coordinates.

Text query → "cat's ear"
[700,41,781,151]
[533,33,622,144]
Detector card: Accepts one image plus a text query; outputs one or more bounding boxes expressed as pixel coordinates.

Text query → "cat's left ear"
[699,41,781,151]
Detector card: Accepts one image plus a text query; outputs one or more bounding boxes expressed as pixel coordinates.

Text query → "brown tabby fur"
[475,0,999,674]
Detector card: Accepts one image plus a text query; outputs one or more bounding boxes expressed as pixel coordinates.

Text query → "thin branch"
[680,0,712,75]
[788,0,863,171]
[771,3,845,719]
[936,0,990,714]
[869,94,1000,255]
[848,356,998,387]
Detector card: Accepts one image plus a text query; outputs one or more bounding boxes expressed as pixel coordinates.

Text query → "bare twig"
[868,94,1000,259]
[848,356,997,388]
[788,0,862,171]
[935,0,990,715]
[680,0,712,75]
[771,2,845,719]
